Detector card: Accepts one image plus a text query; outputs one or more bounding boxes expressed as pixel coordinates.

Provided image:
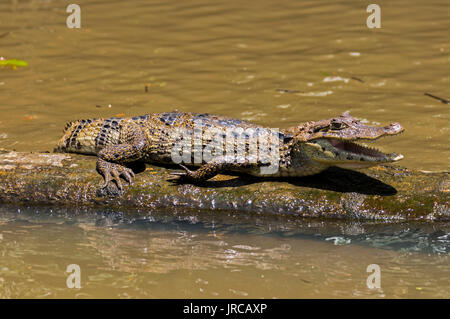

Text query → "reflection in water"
[0,207,448,298]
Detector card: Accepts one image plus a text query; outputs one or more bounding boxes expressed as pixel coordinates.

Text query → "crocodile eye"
[313,121,348,133]
[330,121,347,130]
[331,122,341,129]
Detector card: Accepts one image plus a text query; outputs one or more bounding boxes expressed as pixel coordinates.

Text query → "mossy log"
[0,150,448,221]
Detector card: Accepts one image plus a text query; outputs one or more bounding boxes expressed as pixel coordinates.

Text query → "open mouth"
[329,140,387,158]
[327,139,403,161]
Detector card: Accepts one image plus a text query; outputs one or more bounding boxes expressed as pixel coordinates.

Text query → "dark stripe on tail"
[94,118,123,149]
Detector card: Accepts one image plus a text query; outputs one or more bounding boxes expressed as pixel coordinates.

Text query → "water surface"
[0,206,449,298]
[0,0,449,171]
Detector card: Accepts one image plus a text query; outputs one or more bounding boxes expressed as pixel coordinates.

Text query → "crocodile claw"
[96,158,135,191]
[167,164,194,183]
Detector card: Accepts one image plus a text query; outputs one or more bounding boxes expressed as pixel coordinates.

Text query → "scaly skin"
[55,112,404,191]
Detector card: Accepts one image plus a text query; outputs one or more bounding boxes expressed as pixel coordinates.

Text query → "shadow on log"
[176,167,398,196]
[0,150,448,221]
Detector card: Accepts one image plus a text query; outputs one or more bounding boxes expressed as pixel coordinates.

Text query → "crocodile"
[55,112,404,191]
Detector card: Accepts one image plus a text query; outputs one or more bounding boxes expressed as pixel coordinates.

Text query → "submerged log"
[0,150,448,221]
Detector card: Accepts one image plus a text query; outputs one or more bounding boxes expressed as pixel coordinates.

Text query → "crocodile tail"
[55,118,122,155]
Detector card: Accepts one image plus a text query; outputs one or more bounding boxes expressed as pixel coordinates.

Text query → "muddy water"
[0,207,449,299]
[0,0,449,299]
[0,0,448,171]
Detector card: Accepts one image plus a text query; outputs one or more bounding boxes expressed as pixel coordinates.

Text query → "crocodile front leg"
[169,155,266,183]
[96,158,135,190]
[96,122,148,191]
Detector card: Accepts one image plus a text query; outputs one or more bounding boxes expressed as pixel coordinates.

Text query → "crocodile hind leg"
[96,122,148,191]
[168,155,267,183]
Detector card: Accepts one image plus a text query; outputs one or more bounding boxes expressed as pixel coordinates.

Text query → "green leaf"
[0,59,28,67]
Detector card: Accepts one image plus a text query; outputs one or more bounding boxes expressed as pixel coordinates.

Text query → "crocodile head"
[290,112,404,169]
